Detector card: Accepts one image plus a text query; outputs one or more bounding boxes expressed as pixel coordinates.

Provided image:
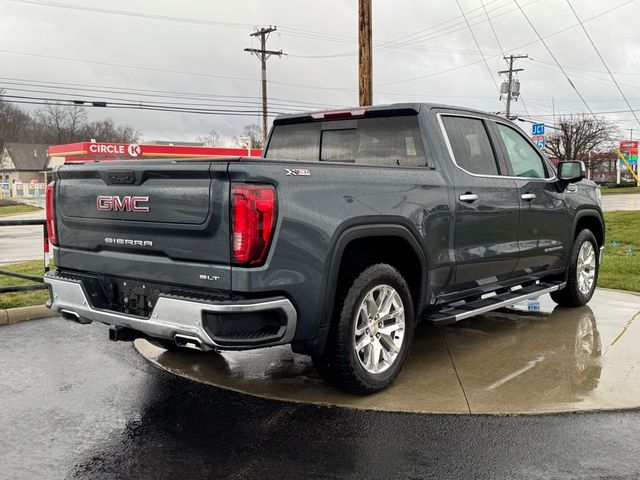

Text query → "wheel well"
[337,236,424,311]
[575,215,604,248]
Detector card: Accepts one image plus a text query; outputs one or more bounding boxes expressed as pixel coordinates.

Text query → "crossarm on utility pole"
[244,27,284,145]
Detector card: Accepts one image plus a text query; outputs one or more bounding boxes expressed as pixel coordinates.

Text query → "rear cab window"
[265,114,427,167]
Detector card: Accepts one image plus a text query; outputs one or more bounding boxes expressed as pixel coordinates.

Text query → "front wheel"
[551,229,599,307]
[313,263,415,394]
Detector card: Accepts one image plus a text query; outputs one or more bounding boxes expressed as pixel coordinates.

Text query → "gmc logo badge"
[96,195,149,213]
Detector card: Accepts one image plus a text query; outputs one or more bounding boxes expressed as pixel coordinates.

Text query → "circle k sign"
[127,144,141,157]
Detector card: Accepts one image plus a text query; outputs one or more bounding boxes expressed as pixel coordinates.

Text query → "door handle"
[459,193,479,203]
[521,193,536,201]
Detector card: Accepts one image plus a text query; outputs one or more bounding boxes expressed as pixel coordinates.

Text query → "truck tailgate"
[54,160,231,289]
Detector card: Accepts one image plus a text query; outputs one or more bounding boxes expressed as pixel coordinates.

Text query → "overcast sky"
[2,0,640,143]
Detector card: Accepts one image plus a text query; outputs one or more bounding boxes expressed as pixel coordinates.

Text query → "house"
[0,143,50,184]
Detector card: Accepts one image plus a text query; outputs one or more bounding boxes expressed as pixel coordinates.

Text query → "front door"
[493,122,569,276]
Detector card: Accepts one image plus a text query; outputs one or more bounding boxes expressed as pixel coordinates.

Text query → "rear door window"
[441,116,500,176]
[266,115,427,167]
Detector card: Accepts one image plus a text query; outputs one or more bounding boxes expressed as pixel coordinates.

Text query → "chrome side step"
[425,281,566,326]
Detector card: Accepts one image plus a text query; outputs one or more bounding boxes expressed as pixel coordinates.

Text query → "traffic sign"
[535,139,545,150]
[532,123,545,136]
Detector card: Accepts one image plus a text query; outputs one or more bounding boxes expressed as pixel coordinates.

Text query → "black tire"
[313,263,415,394]
[551,229,599,307]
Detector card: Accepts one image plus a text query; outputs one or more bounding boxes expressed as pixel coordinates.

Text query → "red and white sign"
[127,144,141,157]
[87,143,127,155]
[48,142,263,163]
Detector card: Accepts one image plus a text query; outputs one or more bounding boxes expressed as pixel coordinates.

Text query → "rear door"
[493,122,569,275]
[438,113,520,292]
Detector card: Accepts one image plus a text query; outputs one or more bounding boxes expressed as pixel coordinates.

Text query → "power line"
[455,0,500,93]
[377,0,631,87]
[0,94,284,116]
[527,61,640,94]
[481,0,505,57]
[513,0,597,119]
[0,76,342,109]
[1,0,631,97]
[0,85,320,113]
[373,0,540,54]
[564,0,640,128]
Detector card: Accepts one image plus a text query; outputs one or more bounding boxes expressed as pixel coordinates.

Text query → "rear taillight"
[231,183,277,266]
[45,181,57,246]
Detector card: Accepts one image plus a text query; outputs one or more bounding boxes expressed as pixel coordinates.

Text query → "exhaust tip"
[60,309,92,324]
[174,335,206,351]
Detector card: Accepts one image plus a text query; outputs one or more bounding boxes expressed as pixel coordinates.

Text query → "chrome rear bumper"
[44,273,297,351]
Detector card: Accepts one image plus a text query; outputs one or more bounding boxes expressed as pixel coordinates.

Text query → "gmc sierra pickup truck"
[44,103,604,394]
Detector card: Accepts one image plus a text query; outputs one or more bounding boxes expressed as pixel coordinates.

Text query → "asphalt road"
[1,317,639,480]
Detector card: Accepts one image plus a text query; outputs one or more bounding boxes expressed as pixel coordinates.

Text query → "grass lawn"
[0,260,49,309]
[600,186,640,195]
[598,211,640,292]
[0,199,42,216]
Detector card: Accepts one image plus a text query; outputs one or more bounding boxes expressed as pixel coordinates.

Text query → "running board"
[425,281,566,326]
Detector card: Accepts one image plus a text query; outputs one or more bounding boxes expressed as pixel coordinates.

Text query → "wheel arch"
[573,209,605,248]
[294,218,429,358]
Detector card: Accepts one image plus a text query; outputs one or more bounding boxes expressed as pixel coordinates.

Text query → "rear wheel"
[551,229,599,307]
[313,263,415,394]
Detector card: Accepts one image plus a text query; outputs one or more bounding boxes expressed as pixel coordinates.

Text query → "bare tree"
[81,118,139,143]
[233,124,263,149]
[545,115,619,161]
[0,91,33,148]
[32,103,87,144]
[1,96,139,146]
[196,129,223,147]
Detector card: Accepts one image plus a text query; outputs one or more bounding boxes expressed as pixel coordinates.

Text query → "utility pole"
[358,0,372,106]
[499,54,528,119]
[245,26,283,144]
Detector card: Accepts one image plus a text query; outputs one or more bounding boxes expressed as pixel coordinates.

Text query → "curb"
[0,305,56,326]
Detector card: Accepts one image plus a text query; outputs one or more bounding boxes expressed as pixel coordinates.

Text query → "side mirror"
[558,161,585,182]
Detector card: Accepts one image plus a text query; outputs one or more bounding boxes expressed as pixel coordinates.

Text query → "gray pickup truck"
[44,103,604,394]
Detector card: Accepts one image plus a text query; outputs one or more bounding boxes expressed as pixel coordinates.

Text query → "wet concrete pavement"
[2,317,640,479]
[140,289,640,414]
